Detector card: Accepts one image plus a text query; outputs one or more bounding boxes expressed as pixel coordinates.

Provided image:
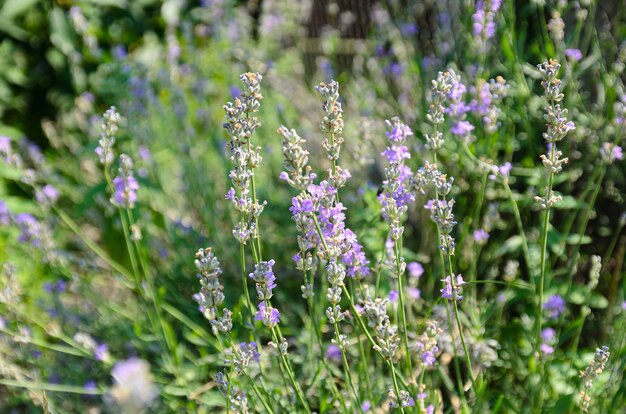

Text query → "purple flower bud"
[473,229,490,243]
[325,344,342,361]
[564,48,582,62]
[407,261,424,279]
[544,294,565,319]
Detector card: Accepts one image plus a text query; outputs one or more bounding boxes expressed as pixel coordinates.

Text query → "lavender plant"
[1,1,625,413]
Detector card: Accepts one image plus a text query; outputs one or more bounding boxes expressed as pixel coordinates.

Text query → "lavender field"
[0,1,625,413]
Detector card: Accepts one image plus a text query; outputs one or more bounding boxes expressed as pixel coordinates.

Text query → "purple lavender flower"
[541,343,554,355]
[422,348,437,366]
[94,343,110,361]
[541,327,556,343]
[15,213,41,246]
[451,120,475,137]
[382,144,411,164]
[386,123,413,142]
[0,136,11,156]
[361,400,372,412]
[408,287,421,299]
[84,380,97,391]
[112,45,127,60]
[440,274,465,301]
[239,342,261,363]
[407,261,424,279]
[229,85,242,98]
[0,201,9,225]
[249,260,277,301]
[256,301,280,327]
[564,48,583,62]
[383,62,404,77]
[325,344,342,361]
[389,290,399,303]
[36,184,59,205]
[44,280,66,293]
[112,175,138,208]
[544,294,565,319]
[473,229,490,243]
[489,161,512,180]
[400,23,418,36]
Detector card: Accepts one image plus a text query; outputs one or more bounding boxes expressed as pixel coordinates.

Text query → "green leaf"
[589,293,608,309]
[0,0,41,20]
[566,285,587,305]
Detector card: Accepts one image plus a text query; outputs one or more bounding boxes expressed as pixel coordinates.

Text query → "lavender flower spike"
[111,155,139,209]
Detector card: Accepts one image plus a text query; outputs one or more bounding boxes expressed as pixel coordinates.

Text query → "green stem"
[270,327,312,414]
[535,137,557,413]
[447,255,476,386]
[394,239,415,383]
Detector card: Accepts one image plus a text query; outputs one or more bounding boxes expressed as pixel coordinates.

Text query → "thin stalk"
[244,372,275,414]
[445,303,469,412]
[270,327,312,414]
[125,209,177,358]
[433,152,467,407]
[535,138,557,412]
[310,213,359,407]
[393,239,415,383]
[239,243,256,332]
[390,361,407,414]
[226,333,275,414]
[447,255,476,386]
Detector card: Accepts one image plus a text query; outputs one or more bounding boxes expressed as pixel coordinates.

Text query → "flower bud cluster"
[414,320,442,366]
[111,154,139,209]
[548,11,565,45]
[472,0,502,53]
[380,117,415,247]
[278,126,317,192]
[231,342,260,375]
[440,274,465,301]
[426,198,457,256]
[223,73,266,244]
[587,255,601,291]
[426,70,454,128]
[578,346,610,412]
[193,248,232,334]
[361,288,399,360]
[446,70,475,142]
[214,372,249,414]
[388,389,415,408]
[315,81,344,162]
[249,260,281,328]
[535,60,574,209]
[599,142,623,164]
[95,107,121,166]
[471,77,509,135]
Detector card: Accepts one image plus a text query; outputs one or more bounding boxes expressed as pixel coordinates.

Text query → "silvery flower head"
[96,107,121,166]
